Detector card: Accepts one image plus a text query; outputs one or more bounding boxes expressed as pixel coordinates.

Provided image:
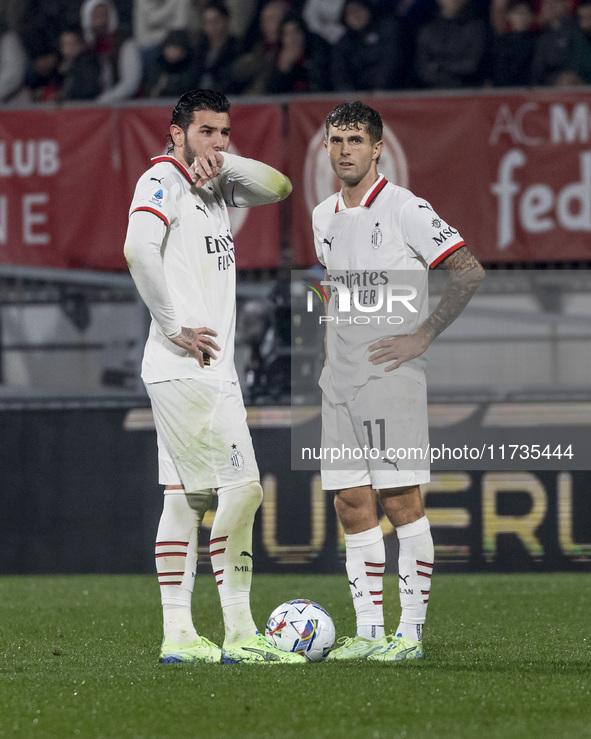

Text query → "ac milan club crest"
[371,222,383,249]
[231,443,244,470]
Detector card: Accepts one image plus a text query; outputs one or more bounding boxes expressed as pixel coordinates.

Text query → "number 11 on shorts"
[363,418,386,451]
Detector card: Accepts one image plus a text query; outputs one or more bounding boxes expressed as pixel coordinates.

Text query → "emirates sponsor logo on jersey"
[205,231,235,271]
[303,123,409,215]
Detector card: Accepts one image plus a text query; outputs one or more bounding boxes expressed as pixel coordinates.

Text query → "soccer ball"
[265,599,336,662]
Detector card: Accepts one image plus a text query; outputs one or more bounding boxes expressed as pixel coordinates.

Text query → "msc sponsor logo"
[432,226,458,246]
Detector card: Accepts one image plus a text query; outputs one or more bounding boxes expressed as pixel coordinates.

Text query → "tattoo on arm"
[421,246,485,341]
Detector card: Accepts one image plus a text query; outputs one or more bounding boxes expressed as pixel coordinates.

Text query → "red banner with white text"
[0,103,284,270]
[2,93,591,271]
[288,92,591,266]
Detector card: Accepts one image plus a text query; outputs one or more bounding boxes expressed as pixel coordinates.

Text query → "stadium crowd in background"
[1,0,590,104]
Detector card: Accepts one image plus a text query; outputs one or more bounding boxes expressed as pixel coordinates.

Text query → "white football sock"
[396,515,433,642]
[156,489,212,645]
[344,525,385,640]
[209,481,263,644]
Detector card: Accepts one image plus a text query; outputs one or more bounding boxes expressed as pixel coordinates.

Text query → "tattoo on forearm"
[422,247,485,340]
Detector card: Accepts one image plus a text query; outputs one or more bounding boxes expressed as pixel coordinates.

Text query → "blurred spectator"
[194,2,242,92]
[266,12,331,92]
[531,0,578,83]
[302,0,346,44]
[225,0,259,38]
[144,29,199,97]
[81,0,143,102]
[231,0,289,94]
[23,37,60,102]
[414,0,490,88]
[569,0,591,82]
[18,0,81,51]
[331,0,410,91]
[56,26,103,100]
[490,0,538,85]
[0,18,27,102]
[133,0,191,66]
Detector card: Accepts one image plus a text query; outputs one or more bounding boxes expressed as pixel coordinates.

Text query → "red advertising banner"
[288,91,591,266]
[2,93,591,271]
[0,103,285,271]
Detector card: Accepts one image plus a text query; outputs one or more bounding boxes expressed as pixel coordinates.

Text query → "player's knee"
[217,480,263,515]
[163,486,213,522]
[185,488,214,519]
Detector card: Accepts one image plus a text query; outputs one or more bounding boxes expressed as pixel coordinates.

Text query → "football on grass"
[265,599,336,661]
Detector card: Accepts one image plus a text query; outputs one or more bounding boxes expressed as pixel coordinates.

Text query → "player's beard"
[182,135,196,168]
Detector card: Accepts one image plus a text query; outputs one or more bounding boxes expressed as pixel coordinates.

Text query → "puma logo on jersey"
[150,177,163,184]
[323,237,335,250]
[195,204,208,217]
[349,578,359,588]
[399,574,410,584]
[418,202,432,210]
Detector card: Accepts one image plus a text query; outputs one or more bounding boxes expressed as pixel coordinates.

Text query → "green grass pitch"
[1,573,589,739]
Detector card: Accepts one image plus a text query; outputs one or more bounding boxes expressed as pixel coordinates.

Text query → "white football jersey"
[312,175,465,402]
[128,154,239,382]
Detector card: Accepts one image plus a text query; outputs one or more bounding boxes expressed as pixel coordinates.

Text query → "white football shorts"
[320,374,430,491]
[146,377,259,490]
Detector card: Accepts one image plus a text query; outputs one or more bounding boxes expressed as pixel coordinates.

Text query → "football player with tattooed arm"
[124,89,305,665]
[314,101,485,662]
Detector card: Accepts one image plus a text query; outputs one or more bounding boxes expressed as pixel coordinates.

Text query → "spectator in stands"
[531,0,578,83]
[23,37,61,102]
[414,0,490,88]
[133,0,191,67]
[0,16,27,103]
[331,0,410,91]
[231,0,289,94]
[56,26,103,100]
[18,0,81,51]
[144,29,199,97]
[489,0,538,85]
[265,12,331,92]
[80,0,143,102]
[569,0,591,82]
[194,2,242,92]
[302,0,346,44]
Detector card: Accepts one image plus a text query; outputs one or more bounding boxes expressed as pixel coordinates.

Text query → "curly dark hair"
[325,101,383,146]
[166,89,230,153]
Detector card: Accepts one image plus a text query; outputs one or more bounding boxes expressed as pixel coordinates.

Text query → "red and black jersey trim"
[131,206,169,227]
[430,241,465,269]
[151,155,194,185]
[363,176,388,208]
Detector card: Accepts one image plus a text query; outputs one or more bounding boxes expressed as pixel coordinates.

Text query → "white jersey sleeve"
[400,198,465,268]
[216,152,292,208]
[128,169,177,228]
[124,210,182,339]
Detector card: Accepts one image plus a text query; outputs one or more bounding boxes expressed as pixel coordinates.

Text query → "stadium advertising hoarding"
[289,91,591,265]
[1,404,589,574]
[0,104,284,270]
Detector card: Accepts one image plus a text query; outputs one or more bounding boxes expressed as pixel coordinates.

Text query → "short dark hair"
[325,101,383,146]
[167,89,230,153]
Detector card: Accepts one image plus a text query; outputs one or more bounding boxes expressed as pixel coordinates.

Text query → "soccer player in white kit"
[124,90,304,664]
[314,101,485,661]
